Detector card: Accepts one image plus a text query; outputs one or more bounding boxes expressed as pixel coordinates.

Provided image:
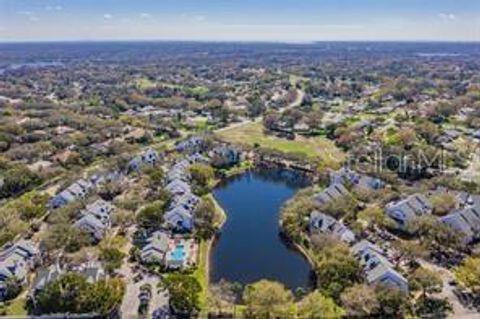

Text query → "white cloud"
[438,13,456,21]
[103,13,113,20]
[18,10,39,22]
[45,5,63,11]
[180,13,207,23]
[193,15,206,22]
[140,13,151,19]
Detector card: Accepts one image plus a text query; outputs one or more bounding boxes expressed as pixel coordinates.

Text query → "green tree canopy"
[34,273,124,316]
[298,290,345,319]
[340,284,380,317]
[242,280,295,319]
[164,274,202,315]
[455,257,480,292]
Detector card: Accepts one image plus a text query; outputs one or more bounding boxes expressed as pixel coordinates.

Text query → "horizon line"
[1,39,480,45]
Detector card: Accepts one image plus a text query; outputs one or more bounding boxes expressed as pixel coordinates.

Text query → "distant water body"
[416,52,463,57]
[0,62,64,75]
[211,170,313,290]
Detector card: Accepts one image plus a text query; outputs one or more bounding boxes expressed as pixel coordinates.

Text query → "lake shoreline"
[209,169,313,291]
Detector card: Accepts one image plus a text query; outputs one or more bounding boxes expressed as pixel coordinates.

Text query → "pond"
[210,169,313,290]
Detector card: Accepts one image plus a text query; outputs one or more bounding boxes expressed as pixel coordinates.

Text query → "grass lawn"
[193,194,227,312]
[0,297,27,316]
[216,122,345,167]
[193,240,209,309]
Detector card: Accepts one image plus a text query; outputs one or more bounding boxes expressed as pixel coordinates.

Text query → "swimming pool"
[170,244,186,262]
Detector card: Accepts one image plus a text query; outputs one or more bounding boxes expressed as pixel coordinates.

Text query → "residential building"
[351,240,409,293]
[175,136,205,154]
[74,200,115,242]
[164,206,193,232]
[209,145,240,168]
[128,148,159,172]
[385,194,432,229]
[309,211,355,243]
[0,240,39,300]
[313,183,350,205]
[141,231,170,264]
[330,167,385,191]
[165,179,191,196]
[49,179,93,209]
[441,205,480,244]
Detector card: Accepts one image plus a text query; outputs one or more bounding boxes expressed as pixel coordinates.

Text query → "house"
[165,179,191,196]
[75,214,109,242]
[187,153,210,165]
[167,166,190,183]
[128,148,159,172]
[175,136,206,154]
[80,199,115,225]
[30,264,63,296]
[330,167,385,191]
[141,231,170,264]
[351,240,409,293]
[313,183,350,205]
[74,199,115,241]
[0,240,39,300]
[441,205,480,244]
[164,206,193,232]
[309,211,355,243]
[209,145,240,168]
[171,192,200,212]
[385,194,432,229]
[49,179,93,209]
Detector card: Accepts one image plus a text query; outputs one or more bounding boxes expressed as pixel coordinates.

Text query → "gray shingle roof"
[313,182,349,205]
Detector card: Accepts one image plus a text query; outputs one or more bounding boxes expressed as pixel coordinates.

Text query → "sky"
[1,0,480,42]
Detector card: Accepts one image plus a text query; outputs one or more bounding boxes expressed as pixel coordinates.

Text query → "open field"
[216,122,345,166]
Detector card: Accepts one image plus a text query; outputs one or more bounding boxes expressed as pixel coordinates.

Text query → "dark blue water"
[211,170,312,290]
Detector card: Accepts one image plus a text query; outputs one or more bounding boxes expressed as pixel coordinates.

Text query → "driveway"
[419,260,478,318]
[119,227,169,318]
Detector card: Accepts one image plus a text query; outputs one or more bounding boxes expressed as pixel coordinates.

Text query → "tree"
[410,267,442,298]
[194,196,217,240]
[298,291,345,319]
[163,274,202,315]
[143,166,165,188]
[136,200,167,231]
[430,193,457,216]
[340,284,379,317]
[189,164,215,188]
[315,243,362,299]
[3,276,22,301]
[357,205,395,230]
[375,285,409,318]
[42,223,92,253]
[0,165,40,199]
[409,215,464,252]
[280,189,317,242]
[455,257,480,292]
[99,247,126,273]
[86,278,125,316]
[34,273,89,315]
[393,240,429,268]
[319,195,357,221]
[242,280,295,319]
[208,279,238,315]
[33,273,124,316]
